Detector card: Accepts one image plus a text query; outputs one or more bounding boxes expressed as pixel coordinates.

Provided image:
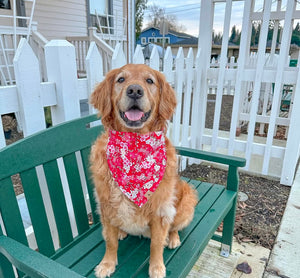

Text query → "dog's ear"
[156,71,177,120]
[90,68,118,123]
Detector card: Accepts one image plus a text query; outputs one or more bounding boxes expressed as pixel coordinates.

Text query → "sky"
[142,0,293,37]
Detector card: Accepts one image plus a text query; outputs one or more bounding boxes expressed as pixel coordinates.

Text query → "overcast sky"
[142,0,294,37]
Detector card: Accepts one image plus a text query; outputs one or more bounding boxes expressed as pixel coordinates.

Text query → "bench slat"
[43,160,74,248]
[63,153,90,235]
[20,168,55,257]
[53,224,103,266]
[80,147,100,224]
[128,183,225,278]
[165,190,236,278]
[0,177,28,246]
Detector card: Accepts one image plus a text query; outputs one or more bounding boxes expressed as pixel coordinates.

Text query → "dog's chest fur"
[105,177,177,238]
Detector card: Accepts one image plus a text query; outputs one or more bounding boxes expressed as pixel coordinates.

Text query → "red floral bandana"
[106,130,167,207]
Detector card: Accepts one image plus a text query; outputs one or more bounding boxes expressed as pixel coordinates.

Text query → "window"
[0,0,11,9]
[141,37,146,44]
[148,38,155,43]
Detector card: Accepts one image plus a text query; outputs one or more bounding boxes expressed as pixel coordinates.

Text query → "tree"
[135,0,148,40]
[229,25,241,45]
[291,22,300,46]
[146,4,186,33]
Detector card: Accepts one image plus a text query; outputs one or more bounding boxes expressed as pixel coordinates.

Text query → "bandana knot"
[106,130,167,207]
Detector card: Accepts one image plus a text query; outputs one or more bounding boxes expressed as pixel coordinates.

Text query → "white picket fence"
[0,36,300,187]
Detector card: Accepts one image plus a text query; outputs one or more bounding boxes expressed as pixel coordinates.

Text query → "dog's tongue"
[125,109,144,121]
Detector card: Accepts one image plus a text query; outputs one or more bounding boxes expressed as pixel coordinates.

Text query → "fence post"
[13,38,46,136]
[112,43,126,69]
[281,52,300,186]
[86,41,104,114]
[44,40,80,125]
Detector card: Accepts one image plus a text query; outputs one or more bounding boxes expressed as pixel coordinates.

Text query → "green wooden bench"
[0,114,246,278]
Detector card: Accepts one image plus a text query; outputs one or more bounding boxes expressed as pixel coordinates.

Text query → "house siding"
[25,0,88,40]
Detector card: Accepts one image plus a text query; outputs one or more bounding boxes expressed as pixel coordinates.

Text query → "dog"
[90,64,198,278]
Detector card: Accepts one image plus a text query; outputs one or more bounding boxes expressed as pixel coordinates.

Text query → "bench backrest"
[0,115,103,257]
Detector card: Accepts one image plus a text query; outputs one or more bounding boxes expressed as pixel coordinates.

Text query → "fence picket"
[181,48,194,168]
[86,42,104,115]
[149,45,159,71]
[228,0,253,155]
[112,42,126,69]
[211,0,232,152]
[172,47,184,146]
[244,0,272,170]
[163,46,173,83]
[13,38,46,136]
[190,48,202,149]
[133,44,144,64]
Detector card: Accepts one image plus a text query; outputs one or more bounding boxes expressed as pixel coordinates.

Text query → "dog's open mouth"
[120,107,151,127]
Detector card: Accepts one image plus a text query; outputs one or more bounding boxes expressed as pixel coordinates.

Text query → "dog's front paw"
[149,263,166,278]
[95,260,116,278]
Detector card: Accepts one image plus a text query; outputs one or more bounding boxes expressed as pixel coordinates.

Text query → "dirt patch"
[181,163,290,250]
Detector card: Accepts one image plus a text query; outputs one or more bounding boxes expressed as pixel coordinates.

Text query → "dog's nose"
[126,84,144,99]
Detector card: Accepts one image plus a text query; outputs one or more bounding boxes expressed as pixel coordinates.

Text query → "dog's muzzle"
[120,84,151,127]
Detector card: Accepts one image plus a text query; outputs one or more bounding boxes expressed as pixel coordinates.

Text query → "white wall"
[25,0,88,40]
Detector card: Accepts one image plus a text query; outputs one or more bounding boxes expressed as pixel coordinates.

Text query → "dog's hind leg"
[168,180,198,249]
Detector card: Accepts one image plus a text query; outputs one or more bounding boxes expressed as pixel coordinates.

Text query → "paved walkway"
[263,165,300,278]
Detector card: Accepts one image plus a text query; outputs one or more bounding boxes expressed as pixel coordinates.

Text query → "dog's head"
[91,64,177,132]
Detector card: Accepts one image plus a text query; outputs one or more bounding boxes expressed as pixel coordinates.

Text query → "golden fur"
[90,64,198,278]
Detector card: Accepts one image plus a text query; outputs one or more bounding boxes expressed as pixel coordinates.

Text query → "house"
[137,26,197,46]
[0,0,135,85]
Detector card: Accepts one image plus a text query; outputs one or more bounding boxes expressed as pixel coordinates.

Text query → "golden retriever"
[90,64,197,278]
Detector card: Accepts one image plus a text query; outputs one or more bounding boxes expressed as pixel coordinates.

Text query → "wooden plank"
[80,147,99,224]
[0,177,28,246]
[63,153,89,235]
[43,160,74,247]
[20,168,55,256]
[0,115,103,180]
[53,224,103,266]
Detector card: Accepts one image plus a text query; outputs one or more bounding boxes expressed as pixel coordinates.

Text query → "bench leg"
[220,199,237,258]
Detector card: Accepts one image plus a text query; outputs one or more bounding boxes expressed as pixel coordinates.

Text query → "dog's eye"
[146,78,154,84]
[117,77,125,83]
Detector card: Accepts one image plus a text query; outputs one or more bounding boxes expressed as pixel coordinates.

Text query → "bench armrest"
[176,146,246,168]
[0,235,83,278]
